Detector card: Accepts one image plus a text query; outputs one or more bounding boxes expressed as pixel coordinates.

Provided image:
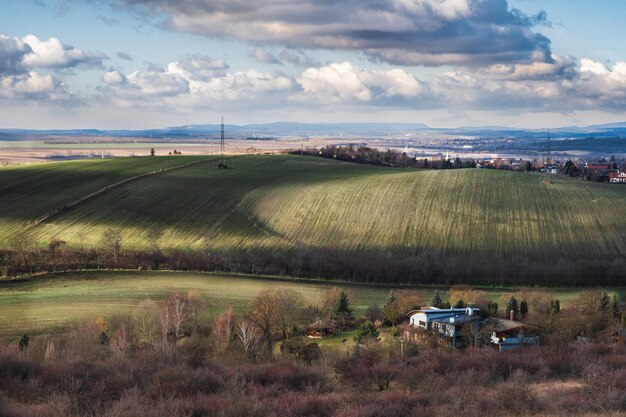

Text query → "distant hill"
[3,121,626,141]
[0,155,624,285]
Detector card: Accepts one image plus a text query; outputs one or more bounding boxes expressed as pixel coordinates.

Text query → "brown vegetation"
[1,288,624,417]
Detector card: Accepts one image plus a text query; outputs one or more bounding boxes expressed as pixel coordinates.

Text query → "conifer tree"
[520,300,528,318]
[610,295,621,319]
[334,292,354,334]
[431,290,442,308]
[506,296,519,320]
[353,321,380,344]
[599,292,610,312]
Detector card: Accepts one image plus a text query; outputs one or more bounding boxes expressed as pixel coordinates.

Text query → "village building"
[306,319,334,339]
[609,171,626,183]
[486,317,540,351]
[541,164,558,174]
[406,307,539,350]
[407,307,481,348]
[586,163,612,170]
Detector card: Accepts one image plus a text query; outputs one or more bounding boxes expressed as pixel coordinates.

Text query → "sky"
[1,0,626,129]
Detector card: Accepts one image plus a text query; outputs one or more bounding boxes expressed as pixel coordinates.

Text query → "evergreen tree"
[150,148,155,156]
[99,332,109,346]
[520,300,528,318]
[610,295,621,319]
[622,313,626,329]
[454,299,465,308]
[18,334,29,351]
[431,290,442,308]
[599,292,610,312]
[334,292,354,334]
[506,296,519,320]
[554,299,560,313]
[353,321,380,344]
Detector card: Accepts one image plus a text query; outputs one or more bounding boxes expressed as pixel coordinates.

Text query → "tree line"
[2,228,625,286]
[291,145,476,169]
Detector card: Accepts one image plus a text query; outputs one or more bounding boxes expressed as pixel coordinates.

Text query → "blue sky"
[1,0,626,129]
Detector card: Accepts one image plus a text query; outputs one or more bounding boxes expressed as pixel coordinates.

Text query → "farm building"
[609,171,626,183]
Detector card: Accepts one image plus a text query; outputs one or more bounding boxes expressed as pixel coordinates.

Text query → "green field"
[1,271,621,340]
[1,154,624,263]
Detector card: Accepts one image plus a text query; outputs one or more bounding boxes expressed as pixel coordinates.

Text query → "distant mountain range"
[2,121,626,140]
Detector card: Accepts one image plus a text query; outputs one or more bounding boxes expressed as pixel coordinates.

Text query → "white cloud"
[297,62,425,103]
[391,0,471,20]
[0,71,70,101]
[98,57,293,108]
[579,58,610,76]
[21,34,106,69]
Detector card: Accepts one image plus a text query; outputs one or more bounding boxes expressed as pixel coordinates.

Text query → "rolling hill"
[1,155,625,283]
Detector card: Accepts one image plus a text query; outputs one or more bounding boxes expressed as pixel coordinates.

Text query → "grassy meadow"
[0,154,624,264]
[0,270,623,340]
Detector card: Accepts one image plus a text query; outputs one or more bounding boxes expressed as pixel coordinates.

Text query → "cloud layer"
[0,33,105,102]
[94,55,626,115]
[109,0,551,66]
[98,55,293,108]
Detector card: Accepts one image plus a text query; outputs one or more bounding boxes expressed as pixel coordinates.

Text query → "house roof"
[407,307,480,317]
[486,318,525,332]
[430,315,480,325]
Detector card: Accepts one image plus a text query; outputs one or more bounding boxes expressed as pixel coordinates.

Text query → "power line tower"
[218,116,228,169]
[546,129,551,165]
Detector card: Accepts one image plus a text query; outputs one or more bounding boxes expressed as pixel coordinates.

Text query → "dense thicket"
[1,321,625,417]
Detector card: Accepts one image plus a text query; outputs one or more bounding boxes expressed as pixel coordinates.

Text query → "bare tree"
[145,227,163,269]
[168,293,189,341]
[214,308,235,352]
[274,289,303,339]
[132,300,159,347]
[110,324,131,357]
[158,305,171,347]
[236,320,262,359]
[10,230,35,269]
[315,287,350,326]
[248,290,278,351]
[187,291,208,333]
[99,228,122,265]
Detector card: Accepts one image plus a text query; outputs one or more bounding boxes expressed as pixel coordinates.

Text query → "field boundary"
[30,157,213,228]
